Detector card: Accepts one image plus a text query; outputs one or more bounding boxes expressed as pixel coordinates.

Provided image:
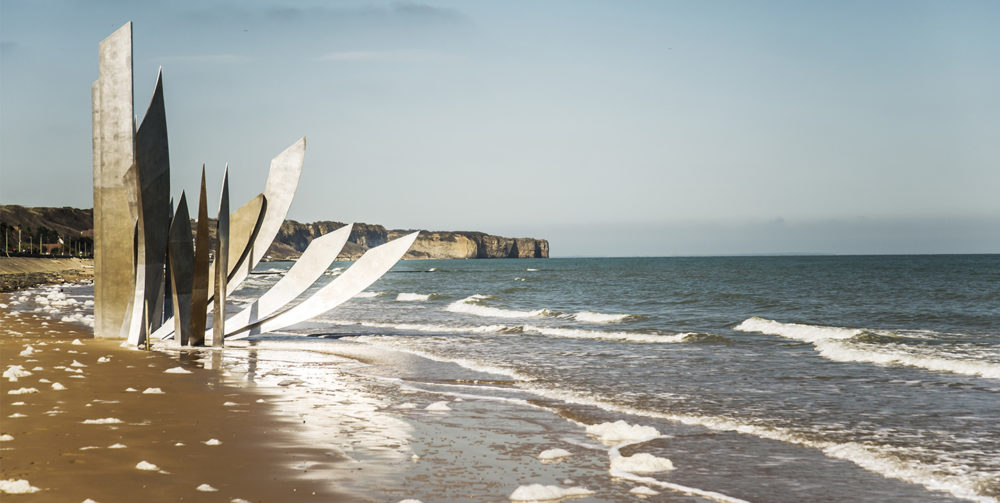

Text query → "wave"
[343,337,996,502]
[523,325,690,344]
[396,292,435,302]
[445,294,551,319]
[526,386,997,503]
[354,291,384,298]
[325,317,711,345]
[571,311,635,324]
[736,317,1000,380]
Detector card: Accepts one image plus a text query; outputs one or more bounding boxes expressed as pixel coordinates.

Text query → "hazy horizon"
[2,1,997,256]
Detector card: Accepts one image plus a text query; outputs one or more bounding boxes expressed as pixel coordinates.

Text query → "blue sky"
[1,0,998,255]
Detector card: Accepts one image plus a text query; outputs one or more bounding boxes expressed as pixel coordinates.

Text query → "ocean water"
[9,255,999,502]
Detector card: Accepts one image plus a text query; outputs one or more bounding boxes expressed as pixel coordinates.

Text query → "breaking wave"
[735,317,1000,380]
[445,294,551,319]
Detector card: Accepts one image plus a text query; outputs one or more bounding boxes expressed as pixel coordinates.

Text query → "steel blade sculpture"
[92,22,417,346]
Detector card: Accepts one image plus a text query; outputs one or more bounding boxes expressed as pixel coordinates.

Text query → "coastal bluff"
[0,205,548,261]
[272,220,549,260]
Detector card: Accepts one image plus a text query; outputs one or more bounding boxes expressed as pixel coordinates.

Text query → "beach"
[0,293,356,501]
[3,255,999,502]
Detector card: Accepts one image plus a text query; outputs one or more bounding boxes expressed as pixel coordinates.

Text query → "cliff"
[1,205,549,261]
[272,220,549,261]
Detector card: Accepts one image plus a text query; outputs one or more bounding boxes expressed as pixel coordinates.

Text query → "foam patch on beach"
[82,418,122,424]
[446,295,550,319]
[0,479,41,494]
[538,448,572,461]
[736,317,1000,379]
[509,483,593,501]
[586,420,660,445]
[610,452,674,473]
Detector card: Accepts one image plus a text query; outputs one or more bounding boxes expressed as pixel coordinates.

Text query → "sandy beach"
[1,285,355,501]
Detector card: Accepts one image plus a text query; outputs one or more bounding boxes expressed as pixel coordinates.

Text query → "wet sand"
[0,300,356,502]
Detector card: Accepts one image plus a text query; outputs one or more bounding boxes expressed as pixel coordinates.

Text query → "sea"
[8,254,999,502]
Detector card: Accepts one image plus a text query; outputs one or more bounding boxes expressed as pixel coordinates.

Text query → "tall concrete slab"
[218,224,352,338]
[167,193,194,346]
[93,22,135,339]
[189,167,210,346]
[229,232,419,340]
[211,168,230,347]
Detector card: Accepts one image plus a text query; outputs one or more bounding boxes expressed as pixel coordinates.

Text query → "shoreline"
[0,257,94,293]
[0,294,356,501]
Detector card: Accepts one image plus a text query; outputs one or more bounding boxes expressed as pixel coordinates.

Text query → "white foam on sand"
[610,452,675,473]
[70,360,86,367]
[736,317,1000,379]
[446,294,549,319]
[3,365,31,381]
[136,461,160,471]
[8,413,27,418]
[108,443,126,449]
[163,367,191,374]
[97,356,111,363]
[509,484,593,501]
[71,339,83,345]
[630,486,660,496]
[572,311,633,324]
[204,438,222,446]
[0,435,13,441]
[425,401,451,411]
[82,418,122,424]
[0,479,41,494]
[396,293,432,302]
[19,345,36,356]
[538,448,572,461]
[8,387,39,395]
[51,382,67,391]
[196,483,218,492]
[142,388,164,394]
[585,420,660,445]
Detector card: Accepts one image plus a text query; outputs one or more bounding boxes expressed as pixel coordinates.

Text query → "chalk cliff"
[271,220,548,261]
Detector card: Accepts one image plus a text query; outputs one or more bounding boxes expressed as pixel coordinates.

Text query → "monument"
[91,22,418,346]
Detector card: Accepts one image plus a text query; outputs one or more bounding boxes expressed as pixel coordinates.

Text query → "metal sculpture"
[189,168,211,346]
[211,168,230,347]
[167,193,194,345]
[91,22,418,347]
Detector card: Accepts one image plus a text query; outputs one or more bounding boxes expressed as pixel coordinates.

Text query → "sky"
[1,0,998,256]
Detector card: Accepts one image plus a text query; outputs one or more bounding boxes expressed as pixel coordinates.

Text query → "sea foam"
[445,295,549,319]
[397,293,433,302]
[524,325,688,344]
[572,311,633,323]
[509,484,593,501]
